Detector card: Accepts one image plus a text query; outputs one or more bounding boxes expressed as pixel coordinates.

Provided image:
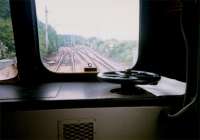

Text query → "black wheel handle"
[97,70,161,85]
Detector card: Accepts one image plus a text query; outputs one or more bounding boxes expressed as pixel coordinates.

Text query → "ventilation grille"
[58,119,95,140]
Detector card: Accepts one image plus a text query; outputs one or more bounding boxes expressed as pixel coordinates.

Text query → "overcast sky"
[35,0,139,41]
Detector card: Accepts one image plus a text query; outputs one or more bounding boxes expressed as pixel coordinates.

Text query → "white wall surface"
[5,107,161,140]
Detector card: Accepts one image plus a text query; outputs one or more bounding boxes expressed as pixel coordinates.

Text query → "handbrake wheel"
[97,70,161,94]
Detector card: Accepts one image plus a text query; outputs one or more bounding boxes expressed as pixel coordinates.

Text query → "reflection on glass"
[36,0,139,73]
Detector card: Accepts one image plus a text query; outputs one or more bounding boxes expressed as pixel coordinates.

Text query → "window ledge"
[0,77,185,110]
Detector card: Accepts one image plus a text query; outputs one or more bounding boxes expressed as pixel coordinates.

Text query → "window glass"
[36,0,139,73]
[0,0,17,80]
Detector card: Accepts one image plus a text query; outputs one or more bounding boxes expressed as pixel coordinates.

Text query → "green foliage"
[57,35,65,47]
[0,0,137,65]
[0,0,10,19]
[0,19,14,51]
[47,25,58,53]
[91,39,137,66]
[0,0,59,59]
[37,21,58,57]
[0,0,15,59]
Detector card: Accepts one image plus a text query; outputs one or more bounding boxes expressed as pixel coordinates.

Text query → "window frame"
[8,0,197,84]
[9,0,142,84]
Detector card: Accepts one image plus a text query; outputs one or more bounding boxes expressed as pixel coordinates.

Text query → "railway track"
[79,47,117,71]
[54,52,65,72]
[44,46,119,72]
[70,48,76,72]
[77,48,115,71]
[72,47,97,68]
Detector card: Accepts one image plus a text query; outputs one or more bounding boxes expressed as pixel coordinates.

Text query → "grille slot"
[58,119,95,140]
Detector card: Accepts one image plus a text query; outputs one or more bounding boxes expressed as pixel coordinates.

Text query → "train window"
[0,0,17,80]
[35,0,139,73]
